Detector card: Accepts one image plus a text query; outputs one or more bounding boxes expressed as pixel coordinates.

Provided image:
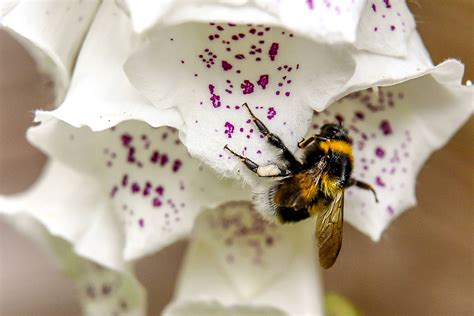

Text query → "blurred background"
[0,1,472,315]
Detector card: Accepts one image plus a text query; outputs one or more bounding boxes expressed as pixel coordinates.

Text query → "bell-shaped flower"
[0,1,472,315]
[1,0,100,102]
[1,212,145,316]
[123,3,472,240]
[164,202,324,316]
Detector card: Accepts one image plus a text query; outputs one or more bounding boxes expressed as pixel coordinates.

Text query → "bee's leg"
[298,136,315,149]
[349,179,379,203]
[224,145,291,177]
[242,103,301,171]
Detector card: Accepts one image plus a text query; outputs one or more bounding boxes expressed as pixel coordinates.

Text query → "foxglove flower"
[1,1,472,315]
[2,213,145,316]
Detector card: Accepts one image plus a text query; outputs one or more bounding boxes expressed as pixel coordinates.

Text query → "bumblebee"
[225,103,378,269]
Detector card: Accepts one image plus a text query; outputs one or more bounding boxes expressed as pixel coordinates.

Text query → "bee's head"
[319,123,349,142]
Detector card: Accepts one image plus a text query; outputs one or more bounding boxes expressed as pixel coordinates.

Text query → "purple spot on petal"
[121,133,132,147]
[221,60,233,71]
[131,182,140,193]
[268,42,279,61]
[224,121,235,138]
[375,176,386,187]
[257,74,269,89]
[155,186,164,196]
[153,198,162,207]
[110,186,118,198]
[375,147,385,158]
[208,84,221,108]
[379,120,393,135]
[267,107,276,120]
[143,182,152,196]
[160,154,169,166]
[138,218,144,228]
[150,150,159,163]
[387,206,395,215]
[172,159,182,173]
[241,80,255,94]
[121,174,128,187]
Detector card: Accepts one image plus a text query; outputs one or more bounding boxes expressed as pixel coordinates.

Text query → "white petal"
[123,0,373,47]
[0,0,19,18]
[72,261,146,316]
[0,160,125,270]
[1,0,100,103]
[355,0,416,57]
[38,0,182,131]
[307,60,473,241]
[27,116,250,262]
[164,202,323,316]
[337,32,432,100]
[125,22,355,180]
[0,213,146,316]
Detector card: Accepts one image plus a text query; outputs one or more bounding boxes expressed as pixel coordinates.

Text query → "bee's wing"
[316,191,344,269]
[274,159,327,209]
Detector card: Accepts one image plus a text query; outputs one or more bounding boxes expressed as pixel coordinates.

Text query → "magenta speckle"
[355,111,365,120]
[387,206,395,215]
[143,182,152,196]
[172,159,182,173]
[121,174,128,187]
[150,150,159,163]
[371,3,377,12]
[160,154,169,166]
[152,198,162,207]
[110,186,118,198]
[268,42,279,61]
[306,0,314,9]
[155,186,164,196]
[224,121,235,138]
[375,147,385,158]
[208,84,221,108]
[131,182,140,193]
[138,218,144,228]
[379,120,393,135]
[257,74,269,89]
[241,80,255,94]
[222,60,233,71]
[375,176,386,187]
[383,0,392,8]
[390,25,396,31]
[127,147,136,163]
[121,133,132,147]
[267,107,277,120]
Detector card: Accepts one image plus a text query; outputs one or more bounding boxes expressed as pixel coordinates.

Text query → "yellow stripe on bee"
[321,174,341,198]
[319,140,353,157]
[295,173,319,202]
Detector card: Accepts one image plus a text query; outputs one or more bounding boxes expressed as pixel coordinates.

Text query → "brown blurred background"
[0,1,473,315]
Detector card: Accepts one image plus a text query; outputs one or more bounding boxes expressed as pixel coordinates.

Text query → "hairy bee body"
[225,104,378,269]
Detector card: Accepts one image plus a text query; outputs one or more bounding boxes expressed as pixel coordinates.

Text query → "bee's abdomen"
[276,207,311,223]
